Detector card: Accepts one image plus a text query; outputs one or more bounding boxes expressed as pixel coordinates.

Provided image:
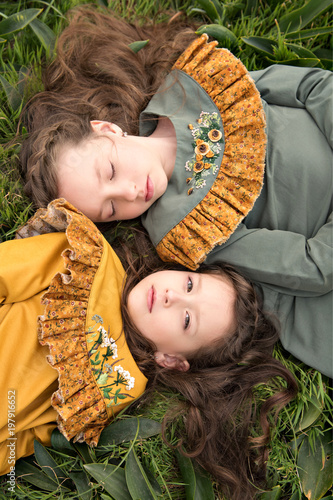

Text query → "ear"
[90,120,123,135]
[155,352,190,372]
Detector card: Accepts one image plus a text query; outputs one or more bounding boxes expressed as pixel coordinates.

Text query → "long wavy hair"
[19,6,198,209]
[117,232,298,500]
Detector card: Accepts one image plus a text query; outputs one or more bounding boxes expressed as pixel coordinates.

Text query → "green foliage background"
[0,1,332,499]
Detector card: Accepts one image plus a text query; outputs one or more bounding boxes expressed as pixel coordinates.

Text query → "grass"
[0,0,332,499]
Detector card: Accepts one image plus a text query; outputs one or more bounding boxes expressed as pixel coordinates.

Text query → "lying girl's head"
[121,261,297,500]
[21,117,170,222]
[122,262,279,374]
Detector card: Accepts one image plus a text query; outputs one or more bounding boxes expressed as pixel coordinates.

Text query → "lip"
[147,285,155,313]
[145,176,154,202]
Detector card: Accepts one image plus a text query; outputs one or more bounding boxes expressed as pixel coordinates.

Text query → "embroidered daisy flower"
[114,365,135,391]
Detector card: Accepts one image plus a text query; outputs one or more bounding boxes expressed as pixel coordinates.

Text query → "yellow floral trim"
[18,199,147,445]
[156,35,267,270]
[186,110,223,193]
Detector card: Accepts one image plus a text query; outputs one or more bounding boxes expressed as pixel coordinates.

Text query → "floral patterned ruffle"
[17,199,147,445]
[156,35,267,269]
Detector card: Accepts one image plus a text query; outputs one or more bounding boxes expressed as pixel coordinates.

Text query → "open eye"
[110,162,115,180]
[184,311,190,330]
[187,277,193,293]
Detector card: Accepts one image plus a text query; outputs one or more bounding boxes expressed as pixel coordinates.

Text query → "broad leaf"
[69,470,93,500]
[279,0,333,33]
[196,24,238,47]
[242,36,276,55]
[259,486,282,499]
[15,460,68,492]
[34,440,69,484]
[125,448,158,499]
[0,74,23,111]
[129,40,149,53]
[196,0,222,22]
[29,18,56,52]
[298,430,333,500]
[51,428,77,456]
[296,393,323,431]
[97,417,161,449]
[176,450,215,499]
[84,463,131,500]
[0,9,41,36]
[285,26,333,41]
[266,57,320,67]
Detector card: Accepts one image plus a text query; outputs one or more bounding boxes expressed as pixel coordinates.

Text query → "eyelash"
[184,277,193,329]
[109,163,116,216]
[110,162,115,180]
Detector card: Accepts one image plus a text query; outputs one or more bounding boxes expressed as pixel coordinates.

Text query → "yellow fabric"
[0,200,147,474]
[0,233,69,474]
[156,35,267,269]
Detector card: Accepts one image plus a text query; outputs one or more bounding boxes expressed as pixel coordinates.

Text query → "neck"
[150,117,177,180]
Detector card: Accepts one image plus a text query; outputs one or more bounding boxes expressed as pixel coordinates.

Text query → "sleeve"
[250,65,333,148]
[205,213,333,297]
[0,233,69,305]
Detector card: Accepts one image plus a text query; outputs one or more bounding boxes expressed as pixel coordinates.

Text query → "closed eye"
[110,162,115,180]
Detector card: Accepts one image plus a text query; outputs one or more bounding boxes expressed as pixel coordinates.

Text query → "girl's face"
[127,270,236,370]
[57,122,169,222]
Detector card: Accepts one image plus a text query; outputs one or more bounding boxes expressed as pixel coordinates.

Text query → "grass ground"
[0,0,332,499]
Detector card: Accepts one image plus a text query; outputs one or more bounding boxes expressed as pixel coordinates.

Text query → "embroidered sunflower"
[208,129,222,142]
[186,111,223,194]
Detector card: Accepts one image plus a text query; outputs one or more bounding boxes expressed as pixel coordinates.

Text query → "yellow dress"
[0,200,147,474]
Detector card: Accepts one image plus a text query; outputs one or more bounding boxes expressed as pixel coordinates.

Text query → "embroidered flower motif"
[208,129,222,142]
[86,315,136,406]
[186,111,223,194]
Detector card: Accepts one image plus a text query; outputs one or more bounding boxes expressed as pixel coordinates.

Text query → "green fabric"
[141,63,333,377]
[140,70,224,245]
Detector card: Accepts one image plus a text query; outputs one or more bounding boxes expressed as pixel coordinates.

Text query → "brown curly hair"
[19,6,198,209]
[117,233,297,500]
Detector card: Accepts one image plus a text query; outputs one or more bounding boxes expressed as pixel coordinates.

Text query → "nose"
[117,181,138,202]
[163,289,185,307]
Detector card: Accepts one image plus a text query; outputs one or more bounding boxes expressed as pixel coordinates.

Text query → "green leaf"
[196,0,221,22]
[196,24,238,48]
[242,36,277,55]
[0,9,42,36]
[125,448,158,500]
[34,441,69,485]
[129,40,149,53]
[0,74,22,111]
[29,18,56,52]
[266,57,320,67]
[84,463,131,500]
[176,450,214,499]
[259,486,282,500]
[97,417,161,449]
[297,430,333,499]
[286,43,320,59]
[51,428,77,457]
[279,0,333,33]
[285,26,333,41]
[296,393,323,431]
[69,470,93,500]
[15,460,65,492]
[245,0,257,16]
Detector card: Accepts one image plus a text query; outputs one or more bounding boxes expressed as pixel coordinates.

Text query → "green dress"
[141,36,333,377]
